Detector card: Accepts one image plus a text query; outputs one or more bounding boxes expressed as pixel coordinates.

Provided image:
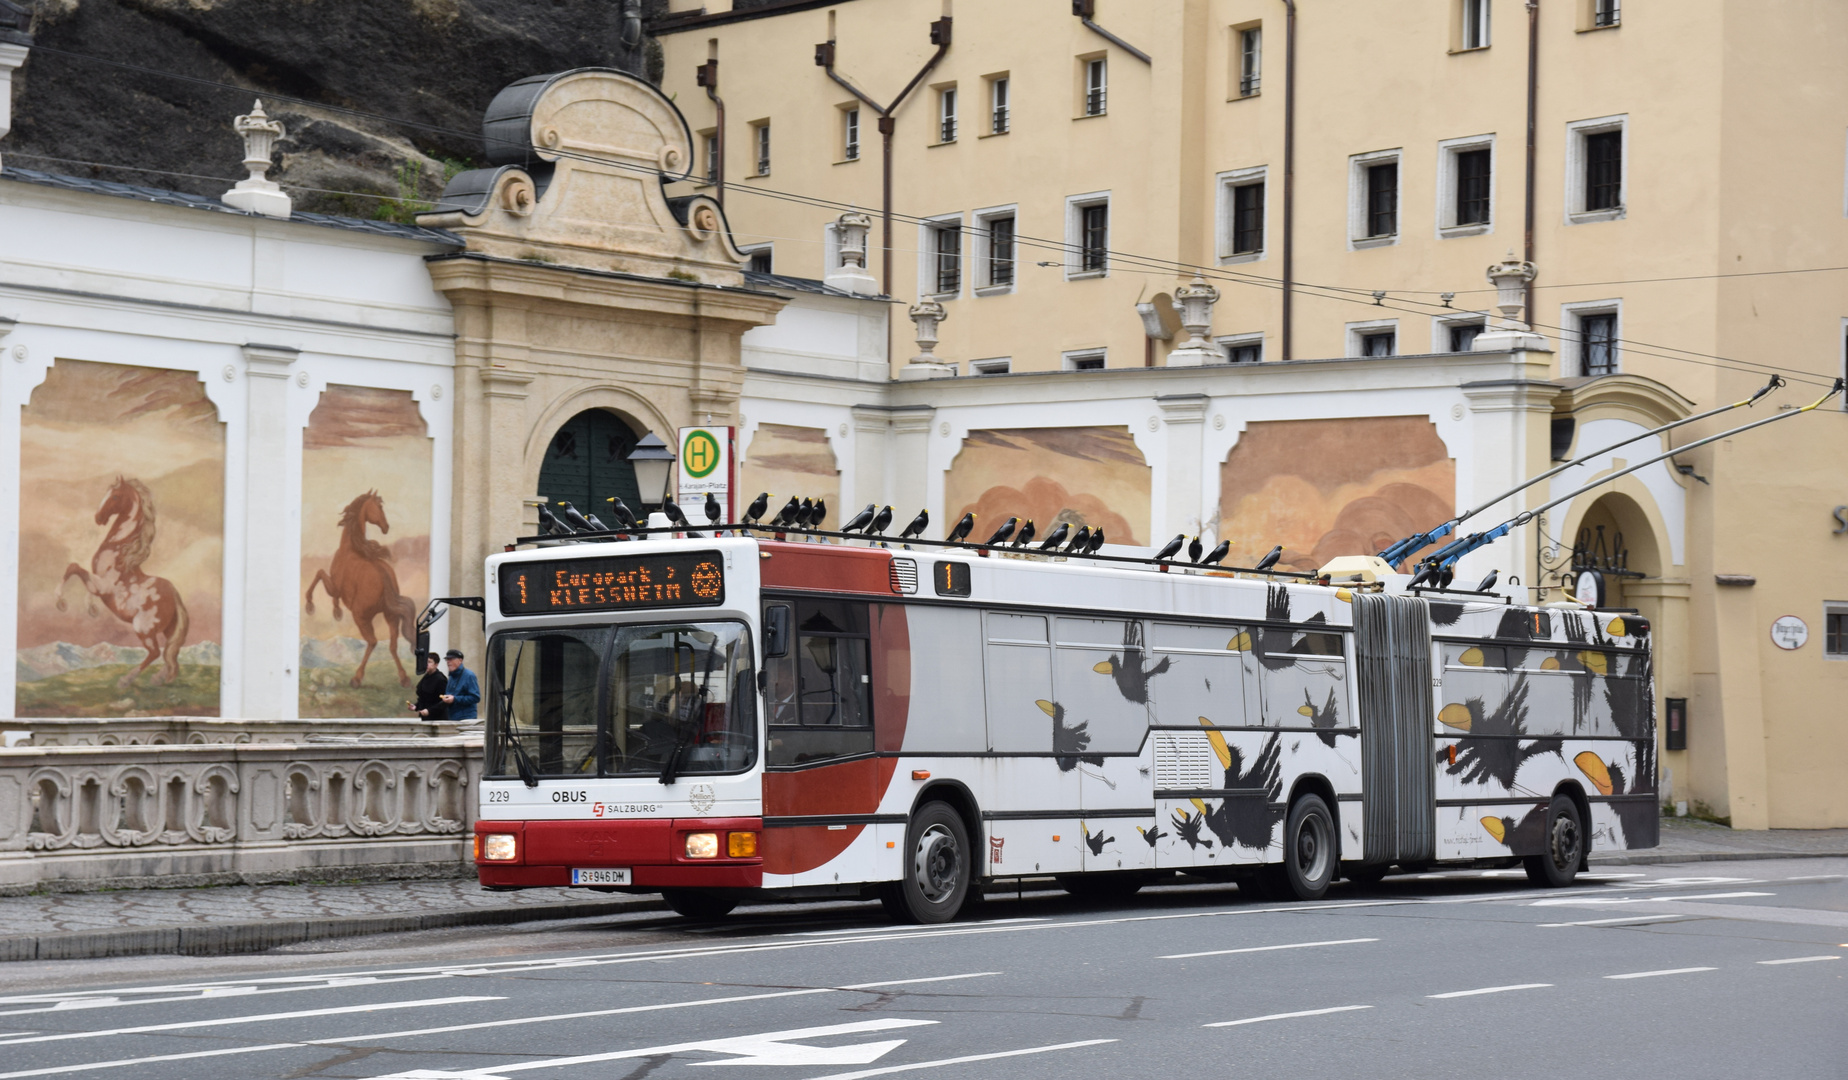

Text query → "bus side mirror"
[764,605,791,658]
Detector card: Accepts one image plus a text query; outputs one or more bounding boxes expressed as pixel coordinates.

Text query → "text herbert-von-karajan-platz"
[0,0,1843,894]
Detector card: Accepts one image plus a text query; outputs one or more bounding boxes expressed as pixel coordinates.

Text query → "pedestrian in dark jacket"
[442,649,482,721]
[410,652,449,722]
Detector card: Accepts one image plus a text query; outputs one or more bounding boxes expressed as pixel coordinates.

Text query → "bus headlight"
[728,831,758,857]
[479,833,517,862]
[685,832,719,859]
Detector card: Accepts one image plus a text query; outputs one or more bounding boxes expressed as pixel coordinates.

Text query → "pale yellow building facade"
[655,0,1848,828]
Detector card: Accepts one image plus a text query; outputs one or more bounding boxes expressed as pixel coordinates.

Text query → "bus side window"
[767,599,875,765]
[762,605,798,727]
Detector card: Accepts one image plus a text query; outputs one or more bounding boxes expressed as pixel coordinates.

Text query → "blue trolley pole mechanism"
[1378,374,1786,570]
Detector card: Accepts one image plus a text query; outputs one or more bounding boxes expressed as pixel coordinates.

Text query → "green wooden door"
[537,409,642,521]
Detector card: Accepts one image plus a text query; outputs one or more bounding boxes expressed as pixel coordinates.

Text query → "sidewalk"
[2,818,1843,963]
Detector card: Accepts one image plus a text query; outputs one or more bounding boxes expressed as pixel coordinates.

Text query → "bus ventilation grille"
[1153,732,1215,790]
[889,557,919,594]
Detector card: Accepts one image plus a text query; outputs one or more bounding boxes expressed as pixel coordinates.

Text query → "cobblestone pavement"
[1,818,1842,938]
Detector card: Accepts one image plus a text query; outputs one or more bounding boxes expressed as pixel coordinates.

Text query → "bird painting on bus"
[1255,585,1332,670]
[1197,726,1286,852]
[1136,823,1166,847]
[1574,750,1656,848]
[1480,805,1548,853]
[1298,687,1341,748]
[1037,699,1103,771]
[1170,804,1213,850]
[1438,677,1564,790]
[1083,825,1114,856]
[1092,620,1171,705]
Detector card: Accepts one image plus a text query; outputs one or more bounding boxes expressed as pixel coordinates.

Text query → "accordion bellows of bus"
[472,535,1656,923]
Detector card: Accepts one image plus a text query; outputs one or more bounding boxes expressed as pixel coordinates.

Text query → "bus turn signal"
[912,770,931,780]
[728,831,758,857]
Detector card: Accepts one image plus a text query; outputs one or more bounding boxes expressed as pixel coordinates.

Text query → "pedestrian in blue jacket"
[441,649,481,721]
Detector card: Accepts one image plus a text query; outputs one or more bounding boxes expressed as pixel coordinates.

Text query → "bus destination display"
[500,551,725,615]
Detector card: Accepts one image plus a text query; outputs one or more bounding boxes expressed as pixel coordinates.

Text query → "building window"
[1064,349,1107,371]
[741,244,772,275]
[1593,0,1620,28]
[1460,0,1491,49]
[970,357,1011,375]
[1231,181,1265,255]
[990,76,1010,134]
[933,224,962,295]
[983,213,1015,288]
[1581,312,1617,375]
[1456,149,1491,225]
[939,87,958,143]
[1447,321,1485,352]
[844,108,860,160]
[1084,57,1108,116]
[702,131,718,183]
[1826,603,1848,658]
[1081,203,1108,272]
[1585,130,1622,211]
[752,122,771,175]
[1349,321,1399,357]
[1367,162,1399,238]
[1238,27,1262,96]
[1220,335,1263,363]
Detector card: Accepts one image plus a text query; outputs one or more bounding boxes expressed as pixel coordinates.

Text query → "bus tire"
[1280,794,1336,901]
[1523,795,1584,888]
[891,802,971,924]
[661,888,739,920]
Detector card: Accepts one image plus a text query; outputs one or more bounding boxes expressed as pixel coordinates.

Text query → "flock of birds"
[531,491,1292,570]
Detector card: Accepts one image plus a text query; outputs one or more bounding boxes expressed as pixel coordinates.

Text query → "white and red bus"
[471,532,1657,922]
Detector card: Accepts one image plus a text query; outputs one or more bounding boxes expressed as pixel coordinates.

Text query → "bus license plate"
[571,868,631,886]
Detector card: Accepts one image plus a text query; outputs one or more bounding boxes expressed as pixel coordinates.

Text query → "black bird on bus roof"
[1188,536,1204,563]
[1012,519,1036,548]
[604,496,638,529]
[794,497,814,528]
[870,505,894,536]
[772,496,800,528]
[841,503,877,534]
[1475,569,1499,594]
[660,496,689,527]
[1254,544,1284,572]
[900,509,930,541]
[704,492,722,525]
[743,492,771,524]
[556,501,595,533]
[1086,528,1106,553]
[1153,534,1186,562]
[1064,524,1092,553]
[983,517,1018,546]
[1038,522,1071,551]
[1200,539,1231,566]
[585,512,609,532]
[537,503,570,536]
[946,512,975,544]
[813,497,828,527]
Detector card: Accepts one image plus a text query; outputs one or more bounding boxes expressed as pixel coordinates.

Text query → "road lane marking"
[1536,916,1692,928]
[0,997,501,1047]
[792,919,1050,938]
[0,1043,306,1079]
[0,974,457,1018]
[1203,1005,1373,1027]
[1428,984,1552,999]
[1604,967,1716,980]
[1160,938,1378,960]
[1758,956,1841,965]
[1529,891,1773,907]
[797,1038,1119,1080]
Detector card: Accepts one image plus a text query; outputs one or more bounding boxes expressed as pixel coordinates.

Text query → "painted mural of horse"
[305,490,417,688]
[57,476,191,688]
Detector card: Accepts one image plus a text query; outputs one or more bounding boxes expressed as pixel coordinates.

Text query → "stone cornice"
[1552,373,1698,427]
[240,342,300,378]
[426,253,784,330]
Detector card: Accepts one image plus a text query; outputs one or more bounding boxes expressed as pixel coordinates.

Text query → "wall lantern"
[627,432,677,508]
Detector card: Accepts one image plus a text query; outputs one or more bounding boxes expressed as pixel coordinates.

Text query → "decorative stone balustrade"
[0,736,482,894]
[5,716,473,747]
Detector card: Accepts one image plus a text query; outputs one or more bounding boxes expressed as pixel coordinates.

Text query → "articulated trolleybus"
[473,531,1657,922]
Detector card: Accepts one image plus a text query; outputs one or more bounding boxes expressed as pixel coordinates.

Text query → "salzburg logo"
[689,784,716,814]
[989,836,1005,865]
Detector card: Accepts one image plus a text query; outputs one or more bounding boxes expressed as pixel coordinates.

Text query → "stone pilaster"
[238,343,300,719]
[1157,393,1209,539]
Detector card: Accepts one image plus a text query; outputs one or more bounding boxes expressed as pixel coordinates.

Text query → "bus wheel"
[661,888,739,920]
[892,802,970,924]
[1523,796,1584,888]
[1280,794,1336,901]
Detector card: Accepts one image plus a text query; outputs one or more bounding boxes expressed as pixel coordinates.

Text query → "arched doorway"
[1565,492,1662,610]
[537,408,643,517]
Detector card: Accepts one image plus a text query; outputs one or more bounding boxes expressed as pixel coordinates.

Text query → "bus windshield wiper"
[659,638,721,785]
[498,647,540,788]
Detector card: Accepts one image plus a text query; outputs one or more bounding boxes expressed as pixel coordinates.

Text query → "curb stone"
[4,847,1843,963]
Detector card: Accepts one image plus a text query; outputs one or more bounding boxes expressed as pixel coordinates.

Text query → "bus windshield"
[487,621,757,781]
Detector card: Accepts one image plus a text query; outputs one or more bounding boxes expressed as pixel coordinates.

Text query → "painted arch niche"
[16,360,225,717]
[741,424,841,531]
[299,386,432,718]
[1219,416,1454,572]
[946,427,1150,547]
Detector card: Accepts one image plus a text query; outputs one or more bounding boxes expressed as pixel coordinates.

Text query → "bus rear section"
[473,535,1657,922]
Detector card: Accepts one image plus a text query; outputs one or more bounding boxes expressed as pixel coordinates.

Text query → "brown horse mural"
[55,477,192,688]
[305,491,417,688]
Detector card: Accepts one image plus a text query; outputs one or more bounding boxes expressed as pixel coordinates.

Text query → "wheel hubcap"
[914,824,959,903]
[1294,815,1329,880]
[1550,814,1581,870]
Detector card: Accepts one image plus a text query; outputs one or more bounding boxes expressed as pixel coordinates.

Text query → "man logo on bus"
[682,430,721,478]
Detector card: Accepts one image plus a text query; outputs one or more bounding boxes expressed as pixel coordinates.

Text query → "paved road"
[1,858,1842,1079]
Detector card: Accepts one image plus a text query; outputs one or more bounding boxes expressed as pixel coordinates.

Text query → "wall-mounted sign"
[1574,569,1604,608]
[1770,615,1808,651]
[677,426,733,523]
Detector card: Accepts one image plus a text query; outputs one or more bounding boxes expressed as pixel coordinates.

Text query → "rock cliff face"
[6,0,664,218]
